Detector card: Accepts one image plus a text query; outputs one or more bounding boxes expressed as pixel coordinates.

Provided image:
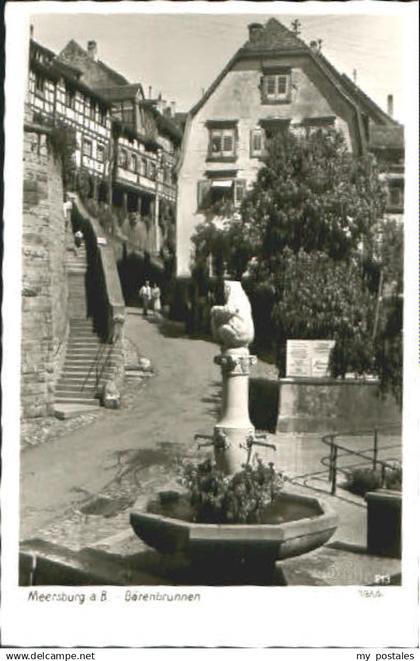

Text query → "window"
[82,138,92,158]
[65,86,76,109]
[208,128,236,160]
[141,158,147,177]
[98,105,107,126]
[250,129,264,157]
[35,73,45,95]
[130,154,138,172]
[197,178,246,211]
[118,148,128,168]
[303,116,336,137]
[261,71,291,103]
[389,186,403,208]
[258,119,291,152]
[121,101,134,127]
[89,102,96,121]
[234,179,246,205]
[148,161,156,180]
[97,144,105,163]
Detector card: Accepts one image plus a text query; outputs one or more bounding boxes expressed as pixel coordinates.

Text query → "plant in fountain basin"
[178,457,285,524]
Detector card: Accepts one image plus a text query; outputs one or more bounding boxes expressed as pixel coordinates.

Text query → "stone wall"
[277,377,401,433]
[21,127,69,418]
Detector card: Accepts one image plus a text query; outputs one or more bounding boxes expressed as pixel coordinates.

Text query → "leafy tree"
[191,129,402,394]
[239,129,386,277]
[372,217,404,405]
[269,248,376,376]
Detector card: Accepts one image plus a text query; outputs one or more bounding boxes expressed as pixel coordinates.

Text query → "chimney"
[309,40,318,50]
[87,40,97,61]
[387,94,394,117]
[248,23,263,43]
[171,101,176,117]
[149,85,152,99]
[30,24,34,39]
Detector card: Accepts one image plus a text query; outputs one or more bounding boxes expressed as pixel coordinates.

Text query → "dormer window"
[261,68,291,104]
[206,120,238,162]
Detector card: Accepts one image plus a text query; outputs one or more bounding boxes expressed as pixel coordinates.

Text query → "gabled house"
[176,18,403,277]
[58,39,181,256]
[27,39,113,189]
[26,36,182,262]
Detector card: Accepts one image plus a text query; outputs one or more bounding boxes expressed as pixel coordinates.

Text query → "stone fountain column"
[213,348,257,473]
[210,281,258,474]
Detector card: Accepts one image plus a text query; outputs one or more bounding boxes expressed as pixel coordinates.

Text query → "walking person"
[151,283,162,317]
[74,229,84,249]
[139,280,152,317]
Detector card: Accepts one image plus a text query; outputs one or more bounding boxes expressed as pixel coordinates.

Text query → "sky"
[30,11,405,120]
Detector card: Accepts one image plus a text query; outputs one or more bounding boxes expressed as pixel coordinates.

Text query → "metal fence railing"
[321,424,401,495]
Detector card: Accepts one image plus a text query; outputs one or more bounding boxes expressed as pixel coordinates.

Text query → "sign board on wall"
[286,340,336,378]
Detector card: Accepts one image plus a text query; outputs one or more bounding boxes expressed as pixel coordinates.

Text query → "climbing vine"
[33,113,78,191]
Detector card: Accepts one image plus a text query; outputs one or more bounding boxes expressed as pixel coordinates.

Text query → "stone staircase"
[54,241,116,419]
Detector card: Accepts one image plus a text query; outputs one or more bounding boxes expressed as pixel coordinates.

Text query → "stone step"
[67,341,101,355]
[55,396,100,406]
[62,359,114,366]
[68,329,96,335]
[64,354,118,360]
[57,379,109,389]
[67,346,102,352]
[54,403,100,419]
[70,322,94,327]
[59,367,112,377]
[55,389,99,399]
[60,366,115,374]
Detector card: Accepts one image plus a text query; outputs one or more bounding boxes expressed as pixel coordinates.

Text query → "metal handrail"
[95,344,115,389]
[321,424,401,495]
[80,343,106,392]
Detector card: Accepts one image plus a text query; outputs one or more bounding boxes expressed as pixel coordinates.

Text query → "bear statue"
[210,281,254,349]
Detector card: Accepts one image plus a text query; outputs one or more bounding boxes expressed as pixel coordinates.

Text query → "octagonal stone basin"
[130,492,338,582]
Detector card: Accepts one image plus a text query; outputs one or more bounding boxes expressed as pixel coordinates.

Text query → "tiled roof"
[140,100,183,144]
[96,58,129,87]
[239,18,308,55]
[58,39,129,86]
[191,17,398,135]
[369,125,404,150]
[53,59,83,80]
[93,84,144,102]
[339,73,396,125]
[30,39,57,60]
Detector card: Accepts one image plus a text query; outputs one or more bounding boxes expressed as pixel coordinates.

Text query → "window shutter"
[250,129,264,157]
[197,180,211,210]
[234,179,246,206]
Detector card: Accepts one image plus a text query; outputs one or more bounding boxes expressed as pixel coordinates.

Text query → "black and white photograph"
[1,0,419,650]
